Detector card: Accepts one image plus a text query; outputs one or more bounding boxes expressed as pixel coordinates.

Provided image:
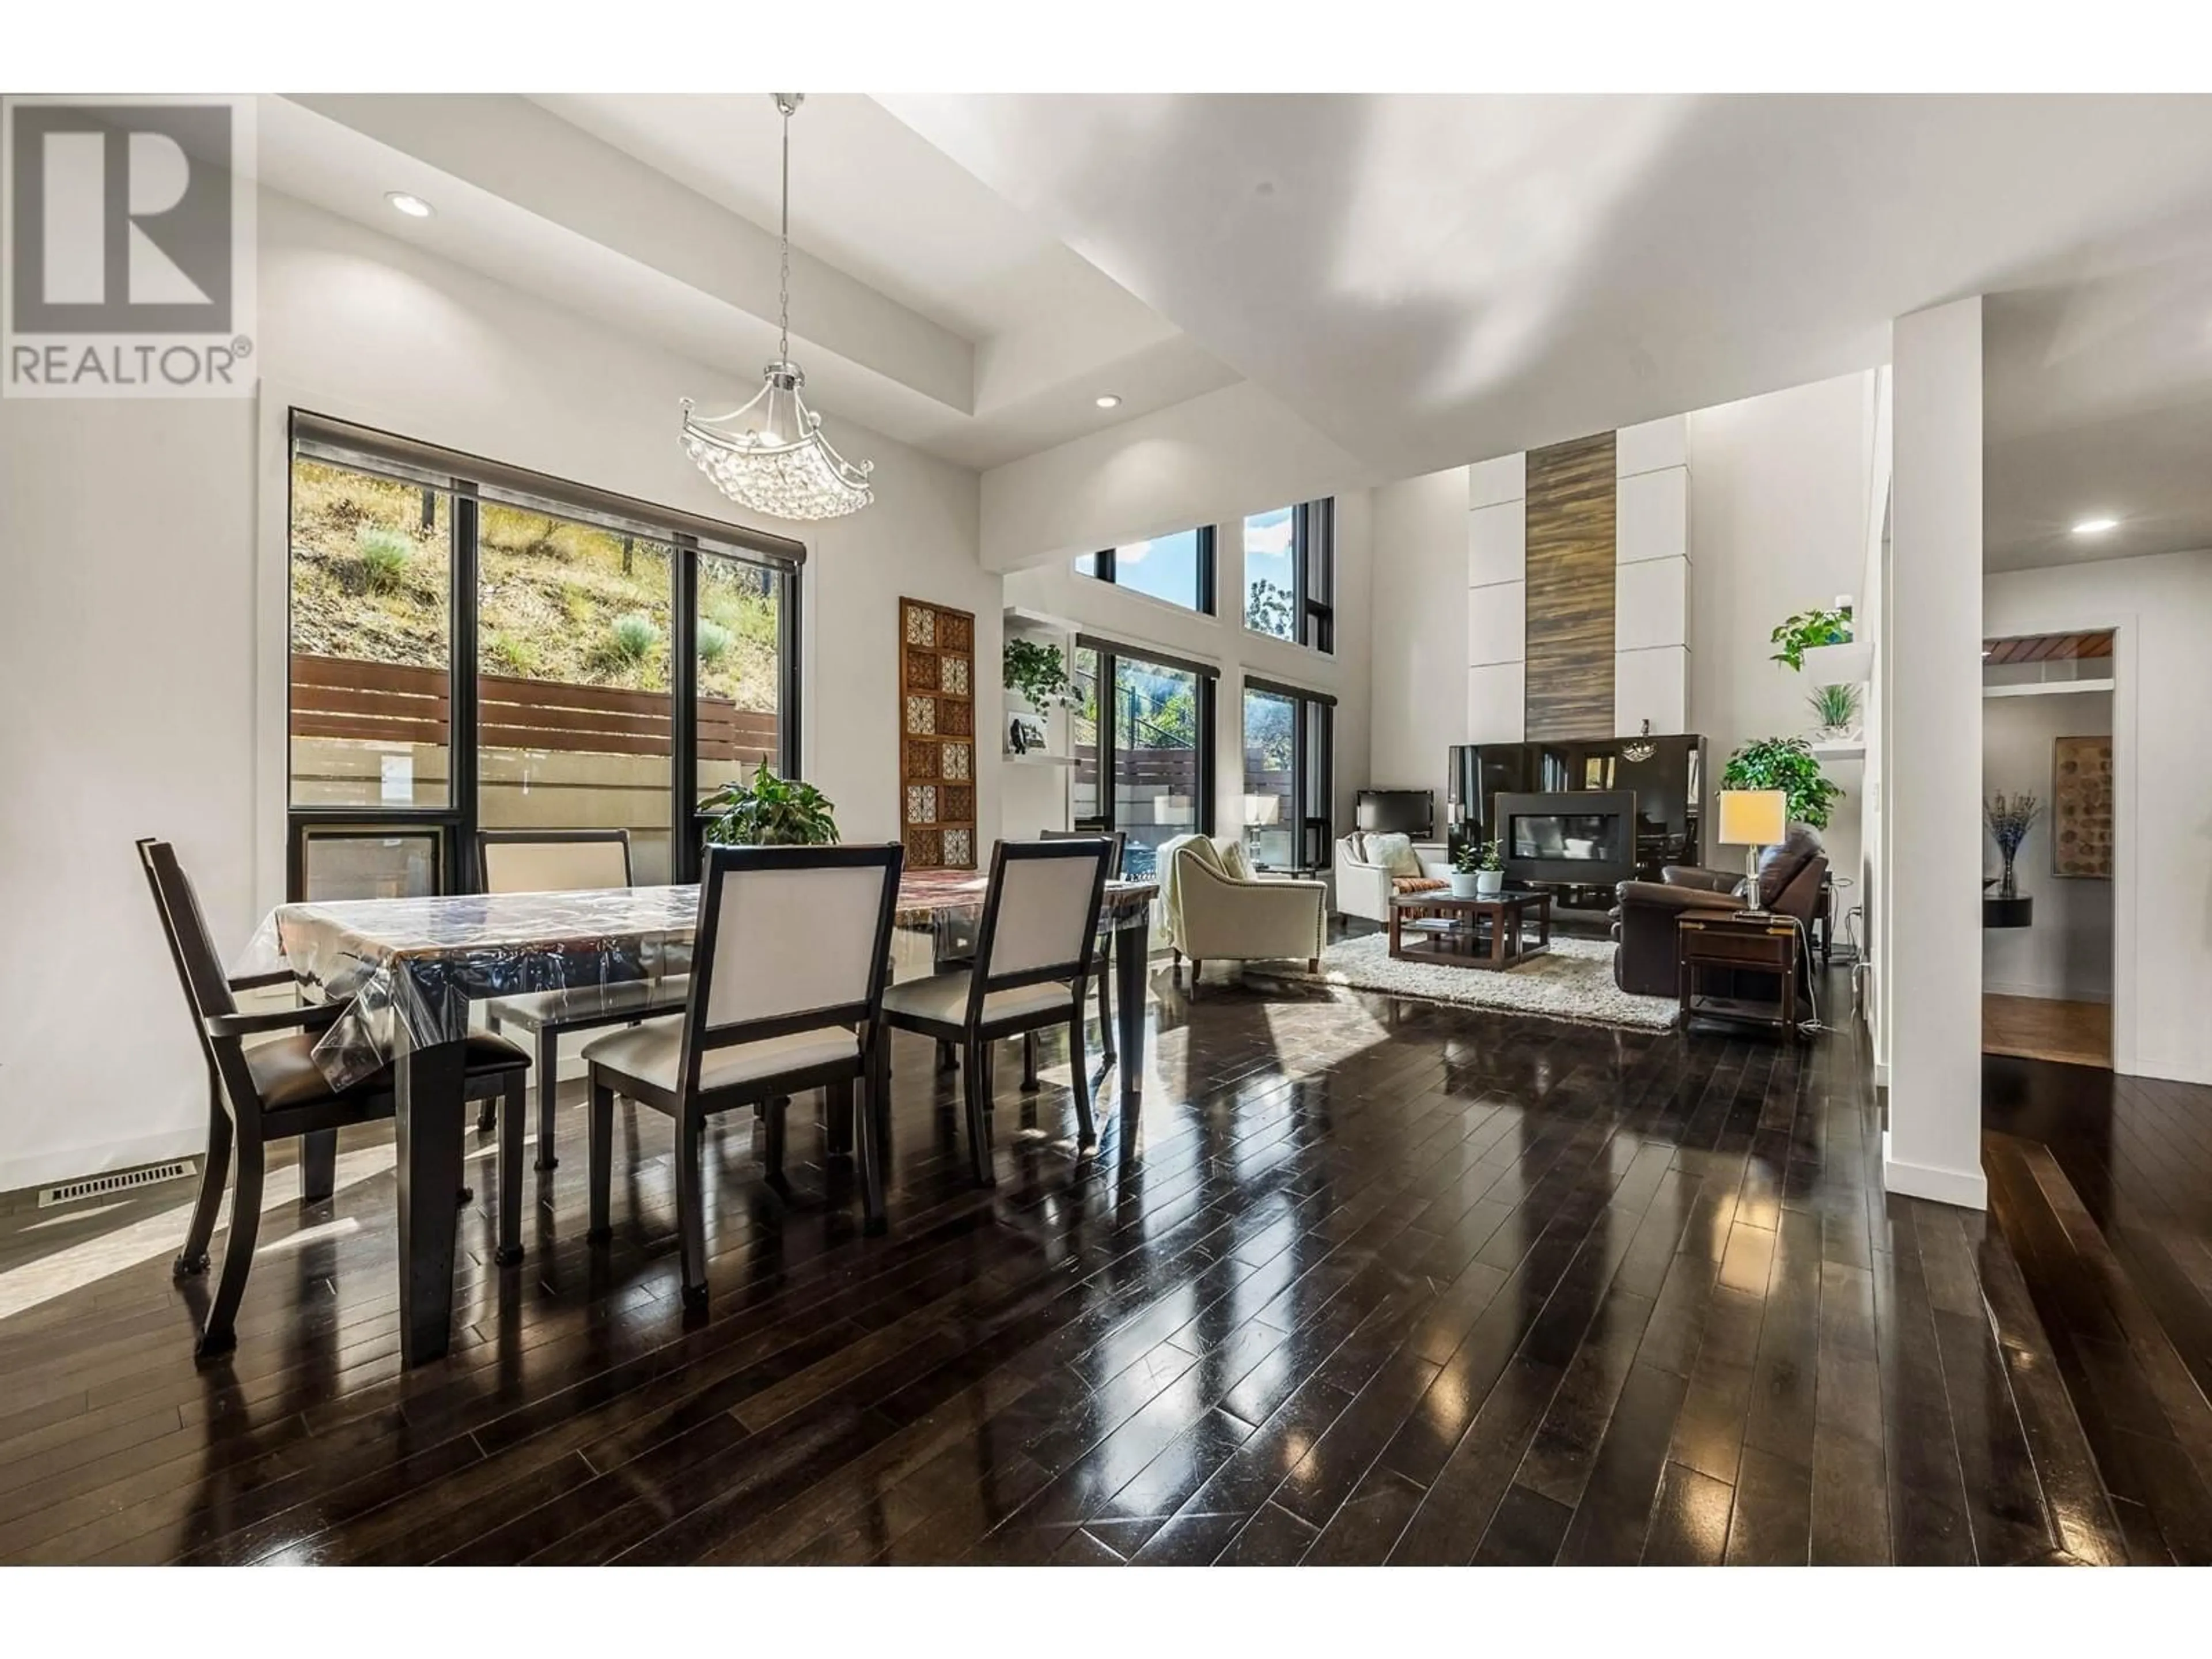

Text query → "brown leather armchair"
[1611,826,1828,997]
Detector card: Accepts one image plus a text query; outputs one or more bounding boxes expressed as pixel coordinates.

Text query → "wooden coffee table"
[1388,888,1552,971]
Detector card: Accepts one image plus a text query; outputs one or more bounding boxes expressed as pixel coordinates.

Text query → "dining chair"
[138,839,532,1360]
[475,828,690,1167]
[881,838,1112,1187]
[580,842,905,1307]
[1021,828,1128,1085]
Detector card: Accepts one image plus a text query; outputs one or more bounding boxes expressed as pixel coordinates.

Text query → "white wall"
[1001,493,1373,859]
[0,190,992,1192]
[1687,370,1878,887]
[1884,297,1986,1210]
[1987,547,2212,1084]
[1369,465,1471,801]
[1982,690,2115,1002]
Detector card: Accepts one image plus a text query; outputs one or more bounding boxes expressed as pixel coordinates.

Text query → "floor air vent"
[39,1159,198,1209]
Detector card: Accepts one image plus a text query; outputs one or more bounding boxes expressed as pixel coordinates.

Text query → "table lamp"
[1241,794,1281,827]
[1717,788,1787,915]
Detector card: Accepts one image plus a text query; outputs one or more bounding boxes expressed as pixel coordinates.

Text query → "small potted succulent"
[1453,839,1505,897]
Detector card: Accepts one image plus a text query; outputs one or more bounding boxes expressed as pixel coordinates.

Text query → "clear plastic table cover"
[236,874,1159,1090]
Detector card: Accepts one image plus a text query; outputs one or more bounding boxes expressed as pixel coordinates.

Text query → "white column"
[1614,416,1690,735]
[1467,453,1526,740]
[1884,297,1986,1210]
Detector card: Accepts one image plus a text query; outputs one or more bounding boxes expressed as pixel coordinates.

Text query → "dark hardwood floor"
[0,961,2201,1565]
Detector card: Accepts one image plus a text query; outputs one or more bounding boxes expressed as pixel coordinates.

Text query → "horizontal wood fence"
[290,653,777,763]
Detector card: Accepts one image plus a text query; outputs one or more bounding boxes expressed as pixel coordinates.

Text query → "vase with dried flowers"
[1984,791,2041,899]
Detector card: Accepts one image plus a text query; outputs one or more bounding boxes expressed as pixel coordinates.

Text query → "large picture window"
[1243,498,1335,653]
[1074,525,1217,616]
[1069,635,1218,879]
[286,412,801,897]
[1242,676,1334,872]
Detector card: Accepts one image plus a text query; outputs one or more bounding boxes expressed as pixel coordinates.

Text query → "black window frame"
[1070,634,1218,842]
[1242,673,1335,873]
[284,411,804,899]
[1242,498,1336,655]
[1079,525,1218,617]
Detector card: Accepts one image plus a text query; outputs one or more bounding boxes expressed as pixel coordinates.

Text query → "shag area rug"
[1245,931,1679,1032]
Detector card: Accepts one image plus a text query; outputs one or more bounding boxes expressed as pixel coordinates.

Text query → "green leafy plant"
[1003,637,1071,713]
[1769,604,1853,671]
[1806,681,1861,732]
[700,766,839,847]
[1453,838,1503,874]
[695,618,733,666]
[605,611,660,664]
[354,524,414,594]
[1722,736,1842,830]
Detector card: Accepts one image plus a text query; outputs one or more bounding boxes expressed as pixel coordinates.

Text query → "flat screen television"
[1355,789,1434,839]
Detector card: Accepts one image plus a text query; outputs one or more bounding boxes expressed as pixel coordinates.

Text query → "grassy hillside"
[289,459,781,709]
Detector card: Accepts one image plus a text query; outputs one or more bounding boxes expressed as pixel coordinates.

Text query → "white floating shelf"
[1809,737,1866,762]
[1004,751,1077,767]
[1984,677,2114,699]
[1004,605,1077,634]
[1798,639,1873,683]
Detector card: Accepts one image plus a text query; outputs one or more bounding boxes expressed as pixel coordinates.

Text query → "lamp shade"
[1717,788,1788,849]
[1242,793,1282,825]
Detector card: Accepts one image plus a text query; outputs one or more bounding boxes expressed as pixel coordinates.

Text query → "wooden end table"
[1677,911,1802,1037]
[1389,889,1552,971]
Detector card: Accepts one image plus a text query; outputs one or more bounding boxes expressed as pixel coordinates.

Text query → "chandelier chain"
[777,96,792,362]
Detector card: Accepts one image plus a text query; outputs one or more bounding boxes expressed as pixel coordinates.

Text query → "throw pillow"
[1213,837,1253,881]
[1365,831,1421,878]
[1342,831,1369,864]
[1392,876,1449,895]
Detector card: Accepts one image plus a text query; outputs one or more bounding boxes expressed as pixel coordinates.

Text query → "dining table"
[237,866,1160,1366]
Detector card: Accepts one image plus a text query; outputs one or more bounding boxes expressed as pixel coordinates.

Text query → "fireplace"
[1493,790,1638,888]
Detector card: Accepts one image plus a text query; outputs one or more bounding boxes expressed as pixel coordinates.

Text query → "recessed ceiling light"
[1094,393,1122,410]
[385,191,434,219]
[2071,516,2118,535]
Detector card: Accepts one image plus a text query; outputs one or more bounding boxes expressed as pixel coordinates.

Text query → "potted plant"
[1003,637,1072,715]
[1984,791,2041,899]
[700,766,839,847]
[1721,737,1842,830]
[1453,839,1505,897]
[1768,604,1853,671]
[1806,681,1861,742]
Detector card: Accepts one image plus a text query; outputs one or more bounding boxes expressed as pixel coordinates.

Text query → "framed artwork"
[2051,734,2112,878]
[899,598,977,870]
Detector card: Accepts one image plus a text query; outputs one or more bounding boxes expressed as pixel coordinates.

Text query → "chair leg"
[676,1111,708,1309]
[476,1095,497,1136]
[1021,1032,1040,1092]
[300,1128,338,1204]
[825,1079,855,1158]
[1069,1010,1096,1151]
[495,1074,524,1265]
[1190,959,1204,994]
[963,1034,995,1187]
[175,1063,231,1279]
[535,1028,560,1171]
[1097,938,1116,1063]
[936,1039,957,1074]
[763,1098,790,1196]
[198,1132,264,1360]
[586,1074,615,1241]
[858,1038,888,1235]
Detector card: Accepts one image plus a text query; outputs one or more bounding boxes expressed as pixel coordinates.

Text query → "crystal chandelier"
[681,94,874,521]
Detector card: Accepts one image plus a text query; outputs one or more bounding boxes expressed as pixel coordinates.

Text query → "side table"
[1677,912,1802,1038]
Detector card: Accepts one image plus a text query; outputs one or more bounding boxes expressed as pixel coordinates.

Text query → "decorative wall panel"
[2052,734,2113,878]
[899,599,977,869]
[1524,431,1619,740]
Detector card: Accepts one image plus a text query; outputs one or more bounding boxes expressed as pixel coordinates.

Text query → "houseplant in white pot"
[1452,839,1506,897]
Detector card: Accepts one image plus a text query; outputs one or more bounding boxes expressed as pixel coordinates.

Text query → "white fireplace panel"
[1467,580,1526,667]
[1467,662,1526,744]
[1468,501,1526,589]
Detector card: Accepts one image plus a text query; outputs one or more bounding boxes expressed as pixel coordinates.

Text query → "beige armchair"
[1332,832,1451,925]
[1158,834,1327,988]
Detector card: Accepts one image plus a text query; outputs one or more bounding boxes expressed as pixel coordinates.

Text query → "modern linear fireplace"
[1494,790,1638,888]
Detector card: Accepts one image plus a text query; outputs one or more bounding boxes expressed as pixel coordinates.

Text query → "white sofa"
[1157,834,1327,987]
[1333,832,1452,926]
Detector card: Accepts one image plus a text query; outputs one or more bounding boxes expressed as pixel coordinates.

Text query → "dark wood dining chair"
[581,842,905,1307]
[138,838,533,1359]
[475,828,690,1166]
[1024,828,1127,1084]
[881,837,1112,1187]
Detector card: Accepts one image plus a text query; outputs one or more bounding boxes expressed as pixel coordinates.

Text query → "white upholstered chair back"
[481,834,631,894]
[984,842,1108,981]
[701,858,897,1031]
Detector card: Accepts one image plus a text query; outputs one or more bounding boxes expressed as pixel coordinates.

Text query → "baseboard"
[1881,1131,1987,1210]
[1982,981,2111,1005]
[0,1125,208,1205]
